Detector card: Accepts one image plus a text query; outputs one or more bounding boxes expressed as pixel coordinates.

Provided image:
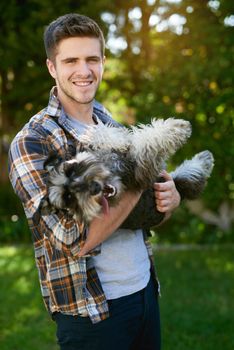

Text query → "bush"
[0,183,31,243]
[1,182,233,245]
[151,205,234,245]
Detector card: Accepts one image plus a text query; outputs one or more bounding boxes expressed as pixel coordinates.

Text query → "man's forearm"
[78,190,142,256]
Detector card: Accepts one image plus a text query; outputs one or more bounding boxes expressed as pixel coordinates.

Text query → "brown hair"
[44,13,105,61]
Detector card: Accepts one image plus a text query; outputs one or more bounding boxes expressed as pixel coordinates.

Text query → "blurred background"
[0,1,234,349]
[0,0,233,244]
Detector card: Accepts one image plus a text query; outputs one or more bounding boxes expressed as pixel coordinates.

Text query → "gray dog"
[41,118,214,228]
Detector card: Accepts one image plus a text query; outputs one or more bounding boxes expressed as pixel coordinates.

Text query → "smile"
[72,81,93,87]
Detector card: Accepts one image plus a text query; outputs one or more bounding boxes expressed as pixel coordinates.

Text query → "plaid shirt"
[8,87,158,324]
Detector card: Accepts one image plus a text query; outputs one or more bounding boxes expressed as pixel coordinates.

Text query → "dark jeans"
[53,277,161,350]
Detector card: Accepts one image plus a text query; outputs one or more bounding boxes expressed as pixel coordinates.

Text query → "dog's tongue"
[102,196,110,216]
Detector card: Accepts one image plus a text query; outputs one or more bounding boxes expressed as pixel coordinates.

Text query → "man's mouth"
[72,81,93,87]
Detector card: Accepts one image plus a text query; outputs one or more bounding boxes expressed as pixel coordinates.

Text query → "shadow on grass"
[0,245,57,350]
[156,246,234,350]
[0,244,234,350]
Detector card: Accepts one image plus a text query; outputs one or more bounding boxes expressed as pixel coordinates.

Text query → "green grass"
[0,245,57,350]
[0,245,233,350]
[156,246,234,350]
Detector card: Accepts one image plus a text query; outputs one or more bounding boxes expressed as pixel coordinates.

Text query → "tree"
[98,0,234,237]
[1,0,233,242]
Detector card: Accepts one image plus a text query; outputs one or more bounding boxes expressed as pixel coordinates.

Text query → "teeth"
[73,81,91,86]
[104,185,117,198]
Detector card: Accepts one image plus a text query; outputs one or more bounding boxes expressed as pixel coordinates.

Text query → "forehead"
[56,36,102,60]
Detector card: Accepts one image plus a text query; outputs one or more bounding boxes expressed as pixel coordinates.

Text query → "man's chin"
[72,90,97,105]
[77,98,95,105]
[69,94,95,105]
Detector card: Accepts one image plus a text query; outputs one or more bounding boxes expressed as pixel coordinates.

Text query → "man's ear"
[102,55,106,74]
[46,58,57,79]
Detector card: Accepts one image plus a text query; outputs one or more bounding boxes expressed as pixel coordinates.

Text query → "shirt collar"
[45,86,120,129]
[45,86,63,118]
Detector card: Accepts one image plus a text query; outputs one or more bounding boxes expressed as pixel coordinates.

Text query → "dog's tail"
[170,150,214,199]
[130,118,192,185]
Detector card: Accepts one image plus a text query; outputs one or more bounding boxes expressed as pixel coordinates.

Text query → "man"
[9,14,180,350]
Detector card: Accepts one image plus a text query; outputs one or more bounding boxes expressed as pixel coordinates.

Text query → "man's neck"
[64,103,94,124]
[58,94,95,124]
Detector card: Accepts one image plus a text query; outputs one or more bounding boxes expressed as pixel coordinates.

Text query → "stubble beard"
[58,77,99,106]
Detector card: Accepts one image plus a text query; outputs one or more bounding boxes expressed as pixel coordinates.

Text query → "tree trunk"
[0,70,12,183]
[186,199,234,231]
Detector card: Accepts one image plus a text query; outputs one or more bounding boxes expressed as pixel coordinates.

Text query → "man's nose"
[76,60,91,76]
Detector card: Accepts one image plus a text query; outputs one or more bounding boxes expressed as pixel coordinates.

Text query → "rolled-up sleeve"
[8,129,83,258]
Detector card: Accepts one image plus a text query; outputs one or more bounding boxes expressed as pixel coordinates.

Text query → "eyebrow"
[61,56,102,63]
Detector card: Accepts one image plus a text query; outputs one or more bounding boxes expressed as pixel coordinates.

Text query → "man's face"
[47,37,105,106]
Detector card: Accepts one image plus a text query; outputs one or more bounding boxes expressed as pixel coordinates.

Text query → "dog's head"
[41,151,122,223]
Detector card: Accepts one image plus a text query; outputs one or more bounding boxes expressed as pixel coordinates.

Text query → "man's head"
[44,14,106,110]
[44,13,105,62]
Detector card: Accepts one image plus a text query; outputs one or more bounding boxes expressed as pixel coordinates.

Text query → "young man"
[9,14,180,350]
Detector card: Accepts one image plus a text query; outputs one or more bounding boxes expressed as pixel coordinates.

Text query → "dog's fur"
[41,118,214,226]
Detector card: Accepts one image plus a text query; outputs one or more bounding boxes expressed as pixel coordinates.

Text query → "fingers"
[154,171,181,213]
[78,237,104,257]
[159,169,173,181]
[77,234,98,257]
[78,246,89,257]
[154,172,173,192]
[154,190,171,212]
[155,198,173,213]
[78,240,95,257]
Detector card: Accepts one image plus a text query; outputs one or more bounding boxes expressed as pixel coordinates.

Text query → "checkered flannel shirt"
[8,87,158,323]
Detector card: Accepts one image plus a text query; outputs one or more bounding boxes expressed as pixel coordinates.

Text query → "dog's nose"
[89,181,102,196]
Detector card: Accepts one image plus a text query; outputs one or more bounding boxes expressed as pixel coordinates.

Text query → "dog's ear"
[44,152,63,172]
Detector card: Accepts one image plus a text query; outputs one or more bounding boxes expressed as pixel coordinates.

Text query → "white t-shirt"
[66,112,151,300]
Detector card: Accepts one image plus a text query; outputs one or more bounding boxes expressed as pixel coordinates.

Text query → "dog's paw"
[192,150,214,177]
[158,117,192,141]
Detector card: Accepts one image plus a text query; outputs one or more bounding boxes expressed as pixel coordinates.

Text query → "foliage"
[0,183,31,243]
[0,0,233,243]
[97,0,234,212]
[0,0,107,133]
[0,245,233,349]
[151,203,234,245]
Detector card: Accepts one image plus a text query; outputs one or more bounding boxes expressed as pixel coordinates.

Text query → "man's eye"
[88,57,100,63]
[65,59,76,64]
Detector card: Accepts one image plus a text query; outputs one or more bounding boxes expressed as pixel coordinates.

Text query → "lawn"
[0,245,233,350]
[156,245,234,350]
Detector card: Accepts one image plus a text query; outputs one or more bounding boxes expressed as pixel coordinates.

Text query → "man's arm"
[78,190,142,257]
[120,170,181,230]
[8,129,83,258]
[78,170,181,256]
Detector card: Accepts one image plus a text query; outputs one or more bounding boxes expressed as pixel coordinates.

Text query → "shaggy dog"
[41,118,214,228]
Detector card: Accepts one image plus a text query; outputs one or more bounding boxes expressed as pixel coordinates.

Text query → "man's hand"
[154,170,181,214]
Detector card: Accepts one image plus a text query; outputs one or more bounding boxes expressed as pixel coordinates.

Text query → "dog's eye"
[89,181,102,196]
[64,162,79,178]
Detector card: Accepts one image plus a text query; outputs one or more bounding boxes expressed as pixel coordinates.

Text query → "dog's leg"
[170,150,214,199]
[120,151,214,231]
[79,123,131,152]
[129,118,192,186]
